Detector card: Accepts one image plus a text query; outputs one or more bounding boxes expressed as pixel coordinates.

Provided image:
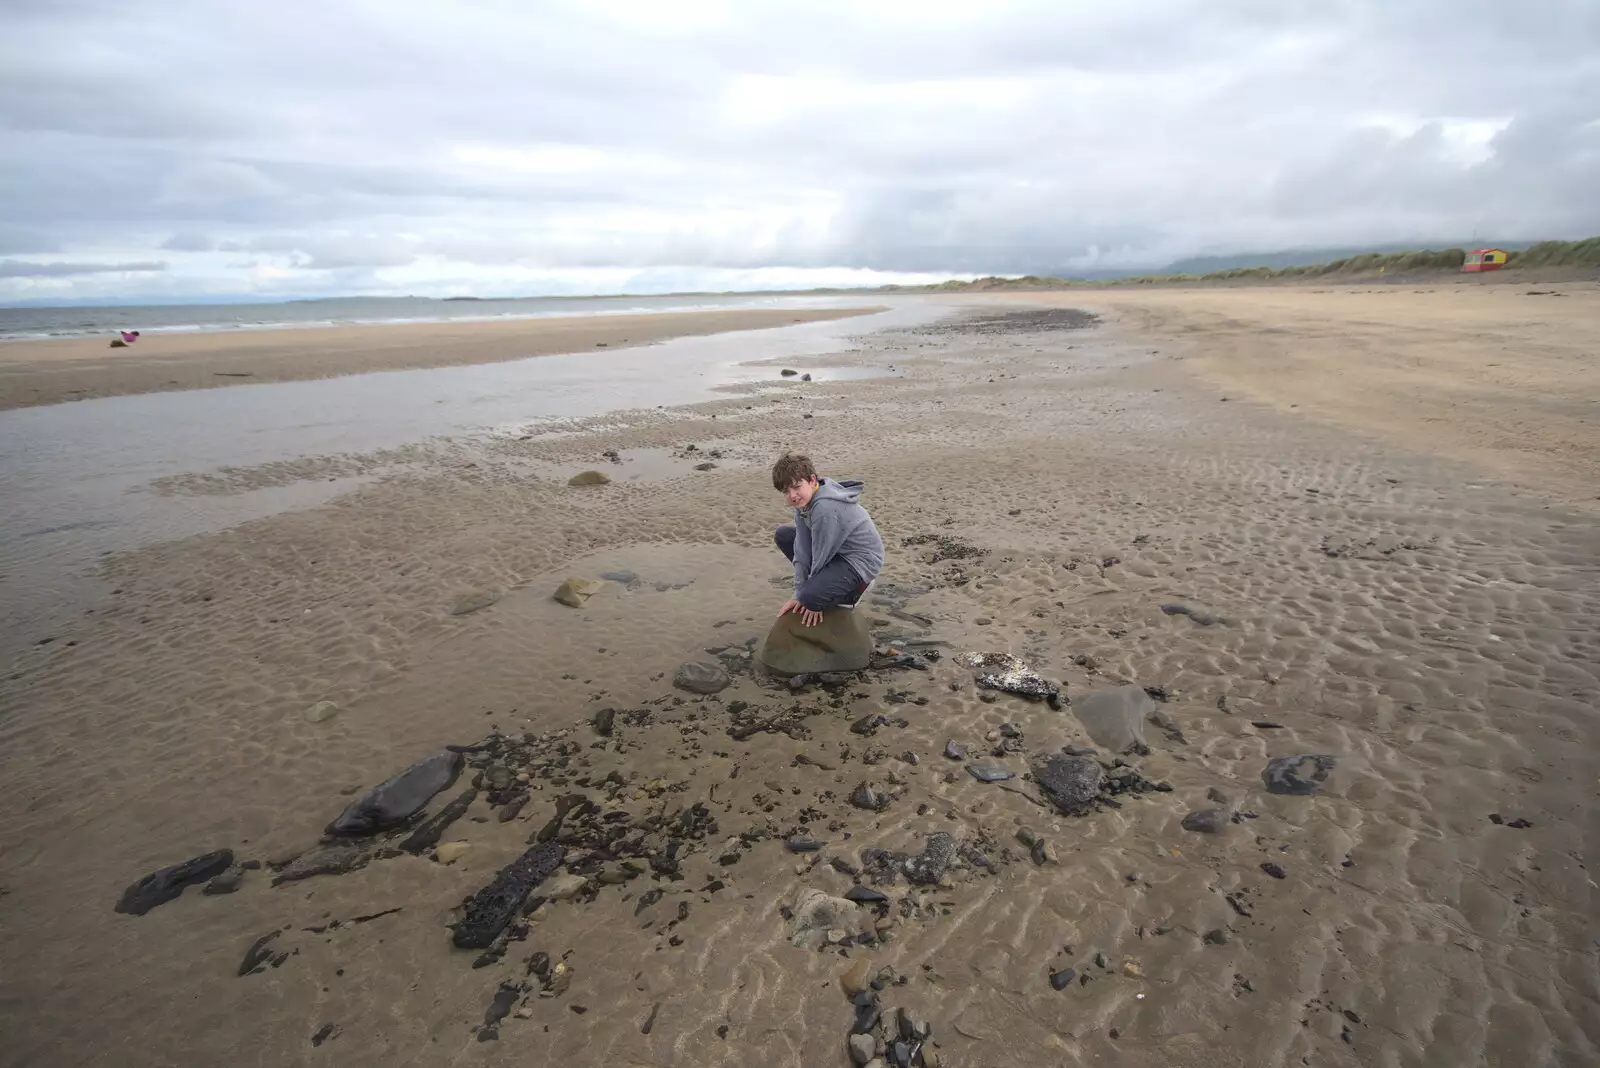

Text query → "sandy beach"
[1,288,1596,1068]
[0,306,881,411]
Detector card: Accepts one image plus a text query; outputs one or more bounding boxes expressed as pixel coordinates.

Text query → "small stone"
[1180,808,1227,834]
[592,707,616,736]
[543,873,588,901]
[1262,754,1336,796]
[780,368,799,377]
[849,1033,876,1066]
[1203,928,1230,945]
[202,866,245,895]
[567,470,611,486]
[553,578,604,607]
[1031,839,1055,865]
[841,957,872,995]
[673,661,730,695]
[850,783,882,810]
[1123,960,1143,979]
[1050,967,1076,990]
[785,837,824,853]
[827,928,850,945]
[435,841,471,865]
[943,740,965,760]
[844,885,888,905]
[1016,827,1038,847]
[1206,786,1231,806]
[450,589,501,615]
[1261,862,1287,879]
[1062,745,1096,757]
[303,701,340,724]
[966,766,1014,783]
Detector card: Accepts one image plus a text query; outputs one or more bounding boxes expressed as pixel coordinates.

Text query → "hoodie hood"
[805,477,864,511]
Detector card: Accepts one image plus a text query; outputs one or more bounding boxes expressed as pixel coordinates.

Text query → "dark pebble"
[785,837,824,853]
[1260,862,1287,879]
[1180,808,1227,834]
[943,740,965,760]
[844,885,889,904]
[1049,967,1076,990]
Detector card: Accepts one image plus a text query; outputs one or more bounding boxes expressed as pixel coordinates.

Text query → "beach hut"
[1462,248,1507,272]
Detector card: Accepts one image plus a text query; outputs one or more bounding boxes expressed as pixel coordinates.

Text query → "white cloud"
[0,0,1596,302]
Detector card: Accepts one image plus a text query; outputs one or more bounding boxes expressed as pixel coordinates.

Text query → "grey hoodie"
[792,477,885,593]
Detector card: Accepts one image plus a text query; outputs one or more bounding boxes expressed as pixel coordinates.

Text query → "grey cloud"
[0,260,166,278]
[1,0,1597,300]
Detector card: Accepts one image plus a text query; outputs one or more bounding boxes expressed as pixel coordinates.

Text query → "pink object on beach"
[120,331,140,344]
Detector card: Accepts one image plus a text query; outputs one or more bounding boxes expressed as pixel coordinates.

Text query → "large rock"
[1263,754,1336,796]
[114,849,234,915]
[758,609,873,677]
[325,750,463,836]
[1071,685,1154,753]
[553,578,604,607]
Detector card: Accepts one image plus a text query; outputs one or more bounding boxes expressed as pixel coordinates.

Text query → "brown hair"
[771,452,816,490]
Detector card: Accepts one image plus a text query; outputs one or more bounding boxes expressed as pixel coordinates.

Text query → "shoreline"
[0,305,884,411]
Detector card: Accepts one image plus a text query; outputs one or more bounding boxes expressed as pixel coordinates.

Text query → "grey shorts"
[775,525,867,611]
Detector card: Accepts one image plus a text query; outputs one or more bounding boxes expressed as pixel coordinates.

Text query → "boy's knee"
[774,525,796,557]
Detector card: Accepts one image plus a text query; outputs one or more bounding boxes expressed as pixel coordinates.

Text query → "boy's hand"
[779,599,824,627]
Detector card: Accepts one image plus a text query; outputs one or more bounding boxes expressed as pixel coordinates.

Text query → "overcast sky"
[2,0,1597,303]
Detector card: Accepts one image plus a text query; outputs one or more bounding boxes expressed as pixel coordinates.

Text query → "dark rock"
[238,931,282,976]
[593,707,616,736]
[1252,721,1285,729]
[453,843,566,949]
[780,368,798,377]
[1033,756,1104,817]
[903,831,956,884]
[310,1023,339,1047]
[693,462,717,471]
[326,750,463,836]
[966,766,1014,783]
[1262,754,1336,796]
[1489,813,1533,828]
[477,982,522,1041]
[1063,744,1096,757]
[1206,787,1231,806]
[115,849,233,915]
[1050,967,1076,990]
[801,373,812,382]
[850,783,885,811]
[851,714,888,736]
[1203,928,1229,945]
[955,651,1059,699]
[399,787,478,854]
[1260,862,1287,879]
[271,841,373,884]
[641,1003,660,1034]
[1180,808,1227,834]
[1071,685,1152,753]
[497,795,527,823]
[943,739,965,760]
[673,661,730,695]
[785,837,824,853]
[844,885,889,904]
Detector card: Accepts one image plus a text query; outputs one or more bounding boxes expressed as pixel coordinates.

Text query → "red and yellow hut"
[1463,248,1507,272]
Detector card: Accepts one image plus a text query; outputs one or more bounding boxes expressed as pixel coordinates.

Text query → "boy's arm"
[791,515,812,594]
[804,502,853,578]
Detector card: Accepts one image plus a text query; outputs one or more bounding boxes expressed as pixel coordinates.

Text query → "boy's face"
[783,477,819,509]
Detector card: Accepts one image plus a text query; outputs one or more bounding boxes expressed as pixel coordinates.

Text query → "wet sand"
[0,306,882,410]
[1,290,1596,1067]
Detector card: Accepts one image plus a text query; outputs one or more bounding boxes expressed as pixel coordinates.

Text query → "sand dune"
[0,290,1595,1067]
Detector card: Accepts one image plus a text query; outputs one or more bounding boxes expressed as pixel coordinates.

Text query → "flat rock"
[758,608,873,676]
[1033,755,1104,817]
[543,872,588,901]
[567,470,611,486]
[326,749,463,836]
[789,887,858,948]
[1180,808,1227,833]
[553,578,604,607]
[903,831,957,885]
[435,841,472,864]
[840,957,872,996]
[303,700,340,724]
[674,661,730,694]
[1071,685,1153,753]
[966,766,1014,783]
[450,589,501,615]
[203,865,246,895]
[271,841,373,884]
[115,849,234,915]
[1262,754,1336,795]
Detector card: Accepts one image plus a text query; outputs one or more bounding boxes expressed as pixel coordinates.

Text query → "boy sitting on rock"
[772,452,884,627]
